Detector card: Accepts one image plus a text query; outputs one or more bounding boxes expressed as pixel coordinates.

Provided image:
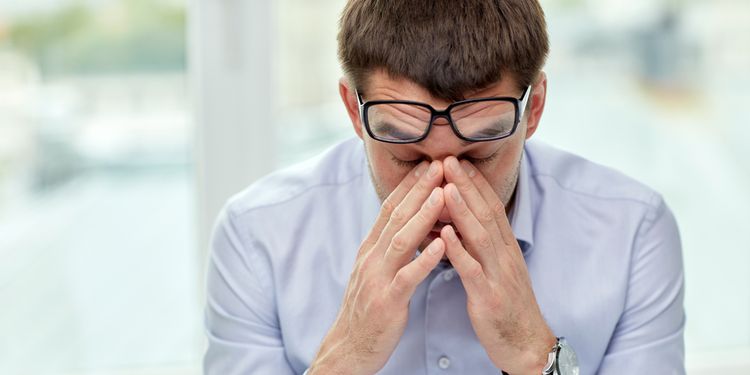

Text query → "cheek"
[365,144,413,200]
[374,161,409,194]
[475,142,524,201]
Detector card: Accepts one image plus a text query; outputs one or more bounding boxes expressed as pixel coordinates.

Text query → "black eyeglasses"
[356,86,531,144]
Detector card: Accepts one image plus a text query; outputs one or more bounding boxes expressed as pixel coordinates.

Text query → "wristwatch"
[542,337,579,375]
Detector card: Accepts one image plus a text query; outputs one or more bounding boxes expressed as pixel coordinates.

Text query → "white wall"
[190,0,277,270]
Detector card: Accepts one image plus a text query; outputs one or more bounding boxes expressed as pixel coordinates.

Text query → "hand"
[440,156,556,375]
[309,160,448,375]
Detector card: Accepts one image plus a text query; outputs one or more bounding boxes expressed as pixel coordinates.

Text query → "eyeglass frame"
[355,85,532,144]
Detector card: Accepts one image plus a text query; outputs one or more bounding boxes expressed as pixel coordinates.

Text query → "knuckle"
[472,232,493,250]
[413,209,430,226]
[457,181,473,194]
[467,262,484,280]
[390,207,408,226]
[390,233,410,253]
[359,251,377,270]
[479,207,495,224]
[381,198,397,217]
[492,201,505,219]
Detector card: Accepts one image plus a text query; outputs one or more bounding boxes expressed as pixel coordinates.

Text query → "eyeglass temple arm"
[519,85,532,118]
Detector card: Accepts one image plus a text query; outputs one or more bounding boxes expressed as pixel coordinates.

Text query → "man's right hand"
[308,160,447,375]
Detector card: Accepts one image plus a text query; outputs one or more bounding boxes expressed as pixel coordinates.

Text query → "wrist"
[507,331,557,375]
[309,341,363,375]
[308,356,350,375]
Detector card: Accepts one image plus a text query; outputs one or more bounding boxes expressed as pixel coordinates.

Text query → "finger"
[458,160,516,248]
[443,183,499,274]
[441,225,490,299]
[444,157,494,225]
[373,160,444,253]
[383,186,445,274]
[444,156,505,256]
[360,161,430,253]
[388,237,445,305]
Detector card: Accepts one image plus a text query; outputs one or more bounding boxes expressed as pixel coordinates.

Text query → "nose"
[415,121,470,161]
[415,126,467,225]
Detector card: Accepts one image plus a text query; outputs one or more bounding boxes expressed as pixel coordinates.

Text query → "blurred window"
[0,0,200,373]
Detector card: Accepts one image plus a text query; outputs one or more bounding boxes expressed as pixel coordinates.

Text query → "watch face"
[557,342,580,375]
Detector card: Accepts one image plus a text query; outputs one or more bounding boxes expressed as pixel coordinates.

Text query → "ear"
[339,77,364,140]
[524,71,547,140]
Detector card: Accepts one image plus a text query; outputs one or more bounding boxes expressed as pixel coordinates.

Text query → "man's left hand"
[440,156,556,375]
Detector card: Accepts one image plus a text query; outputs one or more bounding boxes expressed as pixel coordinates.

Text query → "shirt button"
[443,270,455,281]
[438,356,451,369]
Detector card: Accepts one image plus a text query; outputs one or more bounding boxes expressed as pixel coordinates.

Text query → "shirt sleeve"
[203,205,297,375]
[597,197,686,374]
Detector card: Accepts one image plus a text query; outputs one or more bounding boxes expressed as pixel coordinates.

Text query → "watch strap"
[500,337,563,375]
[542,337,562,375]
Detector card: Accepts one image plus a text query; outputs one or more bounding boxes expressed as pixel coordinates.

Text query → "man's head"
[337,0,550,223]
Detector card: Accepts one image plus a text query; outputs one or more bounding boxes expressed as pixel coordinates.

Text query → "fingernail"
[429,188,440,206]
[428,162,439,177]
[445,225,458,241]
[461,161,475,177]
[428,240,442,255]
[415,163,427,177]
[449,158,462,174]
[450,185,462,204]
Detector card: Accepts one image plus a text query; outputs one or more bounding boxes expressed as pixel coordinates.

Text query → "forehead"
[362,70,520,107]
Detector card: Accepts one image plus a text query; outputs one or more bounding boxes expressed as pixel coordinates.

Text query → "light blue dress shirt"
[204,138,685,375]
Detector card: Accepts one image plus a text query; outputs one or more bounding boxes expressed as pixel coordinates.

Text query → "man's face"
[341,70,546,249]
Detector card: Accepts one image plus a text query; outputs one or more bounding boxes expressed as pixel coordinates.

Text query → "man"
[203,0,685,374]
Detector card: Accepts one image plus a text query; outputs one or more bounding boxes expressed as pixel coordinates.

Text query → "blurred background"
[0,0,748,374]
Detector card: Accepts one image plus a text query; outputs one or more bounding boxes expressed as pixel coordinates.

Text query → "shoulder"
[224,137,366,219]
[209,138,368,296]
[524,139,663,211]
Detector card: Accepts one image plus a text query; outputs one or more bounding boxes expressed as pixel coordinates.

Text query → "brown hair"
[338,0,549,101]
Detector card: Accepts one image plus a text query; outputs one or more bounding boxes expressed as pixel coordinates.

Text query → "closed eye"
[391,155,422,168]
[392,152,498,168]
[464,151,499,165]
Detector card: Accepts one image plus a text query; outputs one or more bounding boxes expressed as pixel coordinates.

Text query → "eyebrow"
[388,102,431,120]
[374,122,425,140]
[373,121,475,146]
[469,127,504,139]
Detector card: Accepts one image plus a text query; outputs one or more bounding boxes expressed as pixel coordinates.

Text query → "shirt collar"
[359,145,535,255]
[509,149,535,255]
[360,147,381,243]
